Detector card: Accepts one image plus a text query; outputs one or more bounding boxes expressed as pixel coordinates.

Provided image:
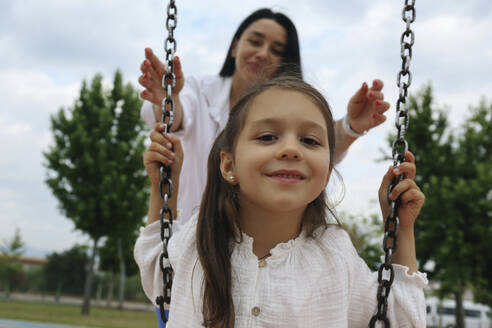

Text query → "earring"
[229,176,235,181]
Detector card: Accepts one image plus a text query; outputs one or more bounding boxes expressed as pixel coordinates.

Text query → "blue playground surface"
[0,319,91,328]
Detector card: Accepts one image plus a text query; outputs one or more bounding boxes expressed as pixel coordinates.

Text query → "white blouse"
[134,214,428,327]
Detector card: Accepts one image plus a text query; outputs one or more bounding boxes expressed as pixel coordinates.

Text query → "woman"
[138,8,390,227]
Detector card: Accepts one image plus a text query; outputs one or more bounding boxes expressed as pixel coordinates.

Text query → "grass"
[0,300,157,328]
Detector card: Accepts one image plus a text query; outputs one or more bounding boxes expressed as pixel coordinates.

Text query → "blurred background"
[1,1,490,327]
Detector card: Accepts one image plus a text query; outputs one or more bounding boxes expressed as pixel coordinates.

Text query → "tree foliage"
[99,234,139,277]
[43,245,89,296]
[457,99,492,307]
[0,228,25,258]
[0,228,26,297]
[43,71,148,314]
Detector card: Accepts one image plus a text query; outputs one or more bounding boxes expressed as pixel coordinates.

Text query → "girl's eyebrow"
[250,118,327,135]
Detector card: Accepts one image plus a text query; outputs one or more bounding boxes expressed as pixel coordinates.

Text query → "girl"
[135,76,427,327]
[138,8,390,224]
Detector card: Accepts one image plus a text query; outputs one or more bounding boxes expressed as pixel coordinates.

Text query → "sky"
[1,0,491,257]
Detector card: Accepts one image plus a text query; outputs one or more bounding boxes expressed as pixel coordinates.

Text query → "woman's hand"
[379,151,425,228]
[143,123,184,186]
[138,47,185,106]
[346,79,390,134]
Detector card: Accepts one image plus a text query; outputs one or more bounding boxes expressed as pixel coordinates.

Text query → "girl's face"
[231,19,287,85]
[221,88,332,215]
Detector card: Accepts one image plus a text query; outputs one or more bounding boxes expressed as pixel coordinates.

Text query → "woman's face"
[231,19,287,85]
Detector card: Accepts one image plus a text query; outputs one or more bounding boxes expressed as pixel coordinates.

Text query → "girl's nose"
[276,138,302,161]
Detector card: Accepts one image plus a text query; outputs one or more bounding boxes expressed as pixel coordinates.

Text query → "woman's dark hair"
[219,8,302,78]
[196,75,336,327]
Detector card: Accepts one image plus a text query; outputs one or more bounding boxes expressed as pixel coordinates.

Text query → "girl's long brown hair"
[196,75,337,327]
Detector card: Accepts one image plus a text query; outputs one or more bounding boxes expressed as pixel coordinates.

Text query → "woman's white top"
[134,214,428,327]
[141,75,232,224]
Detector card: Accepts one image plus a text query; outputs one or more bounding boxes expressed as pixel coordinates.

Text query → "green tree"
[44,71,148,315]
[0,228,25,298]
[43,245,89,300]
[455,99,492,308]
[384,84,492,327]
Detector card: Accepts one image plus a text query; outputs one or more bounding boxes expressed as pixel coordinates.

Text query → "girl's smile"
[265,169,306,184]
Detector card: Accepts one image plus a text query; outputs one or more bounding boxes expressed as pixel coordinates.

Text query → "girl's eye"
[301,137,321,146]
[257,134,277,142]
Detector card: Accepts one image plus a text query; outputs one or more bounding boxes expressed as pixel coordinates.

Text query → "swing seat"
[155,308,169,328]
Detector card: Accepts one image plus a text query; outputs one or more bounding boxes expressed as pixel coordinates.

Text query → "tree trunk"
[81,238,98,315]
[106,272,114,307]
[96,280,102,305]
[3,280,10,299]
[454,289,465,328]
[55,281,62,303]
[117,238,126,310]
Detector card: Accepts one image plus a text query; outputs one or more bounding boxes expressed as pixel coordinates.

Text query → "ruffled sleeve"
[133,214,197,306]
[320,227,428,327]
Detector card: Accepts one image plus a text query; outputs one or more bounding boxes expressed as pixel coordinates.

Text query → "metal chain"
[369,1,415,327]
[155,0,177,324]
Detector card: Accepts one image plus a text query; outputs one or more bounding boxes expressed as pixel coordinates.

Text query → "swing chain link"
[370,1,415,327]
[155,0,177,324]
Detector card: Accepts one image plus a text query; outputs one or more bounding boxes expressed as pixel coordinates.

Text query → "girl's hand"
[138,47,185,106]
[378,151,425,228]
[346,79,390,134]
[143,123,184,186]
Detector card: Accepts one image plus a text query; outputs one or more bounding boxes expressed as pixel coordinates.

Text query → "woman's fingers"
[371,79,384,91]
[174,56,183,78]
[367,89,390,124]
[368,90,385,101]
[145,47,166,78]
[373,99,390,114]
[140,62,160,88]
